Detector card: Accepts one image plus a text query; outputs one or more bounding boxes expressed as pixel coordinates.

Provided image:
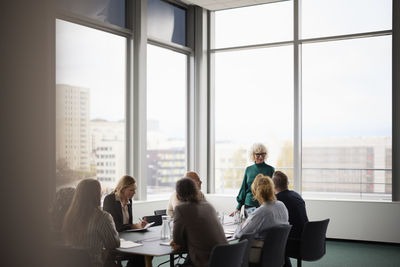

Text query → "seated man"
[170,178,226,267]
[167,171,205,217]
[272,171,309,267]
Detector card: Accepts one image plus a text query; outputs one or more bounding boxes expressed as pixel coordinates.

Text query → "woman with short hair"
[62,179,120,267]
[231,143,275,216]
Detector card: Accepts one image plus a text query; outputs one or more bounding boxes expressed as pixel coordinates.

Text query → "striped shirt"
[67,209,120,267]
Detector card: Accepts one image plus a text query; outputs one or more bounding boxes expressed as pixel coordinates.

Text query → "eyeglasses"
[255,153,266,157]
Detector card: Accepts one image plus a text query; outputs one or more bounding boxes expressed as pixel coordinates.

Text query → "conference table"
[116,215,238,267]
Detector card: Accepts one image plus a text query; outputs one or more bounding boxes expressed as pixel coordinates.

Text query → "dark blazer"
[276,189,308,239]
[103,193,133,232]
[173,200,227,267]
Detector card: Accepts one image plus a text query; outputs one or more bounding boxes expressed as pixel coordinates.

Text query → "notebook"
[125,221,155,232]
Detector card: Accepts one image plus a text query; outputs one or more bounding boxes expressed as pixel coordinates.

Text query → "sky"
[213,0,392,144]
[56,0,392,147]
[56,19,187,138]
[56,19,126,122]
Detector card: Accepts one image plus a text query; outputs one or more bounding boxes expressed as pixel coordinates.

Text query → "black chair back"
[209,240,248,267]
[154,209,167,216]
[50,244,91,267]
[143,215,163,226]
[301,219,330,261]
[239,231,256,267]
[259,224,292,267]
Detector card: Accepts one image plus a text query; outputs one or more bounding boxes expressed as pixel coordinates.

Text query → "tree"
[276,141,294,189]
[224,148,247,189]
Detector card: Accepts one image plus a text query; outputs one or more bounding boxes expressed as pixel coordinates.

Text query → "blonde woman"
[103,175,147,232]
[234,174,288,263]
[62,179,120,267]
[234,174,288,238]
[230,143,275,216]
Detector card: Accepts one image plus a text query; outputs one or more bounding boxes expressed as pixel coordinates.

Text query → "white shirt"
[115,194,130,224]
[167,191,205,218]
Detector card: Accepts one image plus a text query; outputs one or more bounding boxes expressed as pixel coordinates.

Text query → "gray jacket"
[173,200,227,267]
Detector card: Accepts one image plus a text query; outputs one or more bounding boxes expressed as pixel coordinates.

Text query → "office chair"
[250,224,292,267]
[239,231,256,267]
[286,219,330,267]
[209,239,248,267]
[154,209,167,216]
[50,244,91,267]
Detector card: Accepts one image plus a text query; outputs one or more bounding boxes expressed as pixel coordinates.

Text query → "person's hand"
[131,218,148,229]
[229,209,240,216]
[140,218,148,228]
[170,241,181,251]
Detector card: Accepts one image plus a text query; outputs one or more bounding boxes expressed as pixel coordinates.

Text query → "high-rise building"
[56,84,90,172]
[90,119,125,191]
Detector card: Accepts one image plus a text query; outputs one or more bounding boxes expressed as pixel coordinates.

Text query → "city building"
[56,84,90,172]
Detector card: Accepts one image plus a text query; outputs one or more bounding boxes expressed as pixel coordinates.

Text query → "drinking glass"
[161,215,171,240]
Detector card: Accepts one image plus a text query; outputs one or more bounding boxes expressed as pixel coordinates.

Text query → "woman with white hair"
[230,143,275,216]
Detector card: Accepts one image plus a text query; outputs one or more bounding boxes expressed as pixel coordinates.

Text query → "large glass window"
[301,0,392,39]
[57,0,127,28]
[56,19,126,195]
[147,0,187,46]
[146,44,187,199]
[214,1,292,48]
[302,36,392,200]
[212,0,392,201]
[214,46,294,194]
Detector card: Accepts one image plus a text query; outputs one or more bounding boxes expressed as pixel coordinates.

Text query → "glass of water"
[217,211,224,224]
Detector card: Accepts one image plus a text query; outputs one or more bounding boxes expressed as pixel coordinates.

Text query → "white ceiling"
[180,0,282,11]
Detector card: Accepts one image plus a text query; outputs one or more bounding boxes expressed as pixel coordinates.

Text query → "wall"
[2,1,55,266]
[132,199,169,219]
[144,195,400,244]
[306,199,400,243]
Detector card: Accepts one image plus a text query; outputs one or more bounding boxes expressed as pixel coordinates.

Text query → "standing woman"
[62,179,120,267]
[103,175,147,232]
[230,143,275,216]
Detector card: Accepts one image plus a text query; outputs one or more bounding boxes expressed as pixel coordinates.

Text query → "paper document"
[120,240,143,249]
[125,222,155,232]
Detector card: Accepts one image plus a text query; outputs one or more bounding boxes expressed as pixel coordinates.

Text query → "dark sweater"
[236,162,275,210]
[276,189,308,239]
[103,193,133,232]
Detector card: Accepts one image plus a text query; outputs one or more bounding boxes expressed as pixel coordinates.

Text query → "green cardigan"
[236,162,275,210]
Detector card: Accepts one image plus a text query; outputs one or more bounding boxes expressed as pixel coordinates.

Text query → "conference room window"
[56,19,127,195]
[301,22,392,199]
[146,44,188,200]
[211,0,392,200]
[301,0,392,39]
[56,0,127,28]
[212,1,294,194]
[214,0,292,48]
[147,0,187,46]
